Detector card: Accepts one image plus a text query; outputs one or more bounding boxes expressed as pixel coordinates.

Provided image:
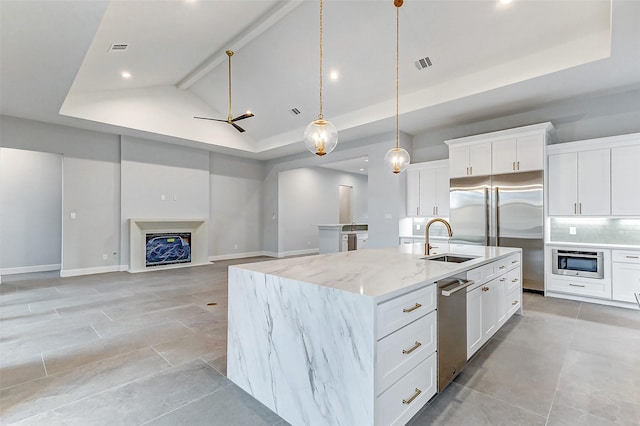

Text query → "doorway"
[339,185,353,224]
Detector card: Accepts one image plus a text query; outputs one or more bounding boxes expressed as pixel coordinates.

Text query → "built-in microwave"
[552,249,604,279]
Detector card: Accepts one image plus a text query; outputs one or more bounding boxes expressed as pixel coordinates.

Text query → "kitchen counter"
[233,242,520,301]
[227,243,521,425]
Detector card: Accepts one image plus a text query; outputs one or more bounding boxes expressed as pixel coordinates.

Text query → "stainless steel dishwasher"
[437,277,474,392]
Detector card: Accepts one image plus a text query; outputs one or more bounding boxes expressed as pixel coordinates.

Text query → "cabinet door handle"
[470,166,473,175]
[569,283,586,288]
[403,303,422,313]
[466,167,469,175]
[579,203,582,214]
[574,203,577,214]
[512,161,515,171]
[435,206,438,215]
[517,161,520,170]
[417,207,419,216]
[402,341,422,355]
[482,286,490,292]
[512,300,519,306]
[402,388,422,405]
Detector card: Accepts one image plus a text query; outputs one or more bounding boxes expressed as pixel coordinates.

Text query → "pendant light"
[384,0,410,174]
[304,0,338,156]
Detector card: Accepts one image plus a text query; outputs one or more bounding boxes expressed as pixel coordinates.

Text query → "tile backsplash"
[411,218,451,237]
[549,218,640,246]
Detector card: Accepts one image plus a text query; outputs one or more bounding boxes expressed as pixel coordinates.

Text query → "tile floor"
[1,258,639,425]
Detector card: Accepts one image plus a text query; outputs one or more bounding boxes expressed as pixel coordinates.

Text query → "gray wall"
[277,167,368,255]
[120,136,210,267]
[0,115,121,273]
[0,148,62,271]
[412,87,640,162]
[210,152,264,257]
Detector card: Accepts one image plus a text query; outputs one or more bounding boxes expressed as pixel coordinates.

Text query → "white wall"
[0,148,62,272]
[120,136,210,268]
[209,152,264,259]
[0,116,121,275]
[277,167,368,255]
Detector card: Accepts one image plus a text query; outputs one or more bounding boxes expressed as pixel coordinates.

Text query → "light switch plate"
[70,212,76,220]
[569,227,576,235]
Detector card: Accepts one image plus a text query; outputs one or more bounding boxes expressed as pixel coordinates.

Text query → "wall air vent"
[415,56,433,70]
[290,108,301,115]
[109,43,129,52]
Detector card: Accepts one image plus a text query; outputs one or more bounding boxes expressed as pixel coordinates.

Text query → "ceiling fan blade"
[231,112,255,122]
[230,122,246,133]
[194,116,228,122]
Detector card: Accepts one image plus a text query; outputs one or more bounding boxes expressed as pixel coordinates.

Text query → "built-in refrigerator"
[449,170,544,291]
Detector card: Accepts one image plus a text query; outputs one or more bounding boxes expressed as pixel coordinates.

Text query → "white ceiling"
[2,0,639,161]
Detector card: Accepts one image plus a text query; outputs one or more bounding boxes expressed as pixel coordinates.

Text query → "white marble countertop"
[232,243,521,301]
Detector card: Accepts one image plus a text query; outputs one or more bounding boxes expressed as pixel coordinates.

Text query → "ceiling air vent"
[290,108,301,115]
[109,43,129,52]
[415,56,433,70]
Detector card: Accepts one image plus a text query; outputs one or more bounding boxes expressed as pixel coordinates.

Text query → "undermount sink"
[422,254,476,263]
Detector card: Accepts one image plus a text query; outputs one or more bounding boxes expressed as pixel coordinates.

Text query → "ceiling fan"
[194,50,254,133]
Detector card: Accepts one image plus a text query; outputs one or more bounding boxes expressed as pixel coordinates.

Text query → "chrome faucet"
[425,218,453,256]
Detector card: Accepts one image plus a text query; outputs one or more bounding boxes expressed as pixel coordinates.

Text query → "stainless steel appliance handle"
[485,188,490,246]
[441,279,476,296]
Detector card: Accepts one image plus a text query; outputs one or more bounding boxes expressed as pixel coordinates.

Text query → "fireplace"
[129,219,207,273]
[145,232,191,267]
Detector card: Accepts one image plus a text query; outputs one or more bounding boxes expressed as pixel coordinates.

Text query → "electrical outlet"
[416,224,421,230]
[102,254,108,260]
[161,194,166,201]
[234,244,238,249]
[569,227,577,235]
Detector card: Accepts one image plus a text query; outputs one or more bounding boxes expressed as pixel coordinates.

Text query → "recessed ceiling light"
[364,159,369,162]
[499,0,512,4]
[330,70,339,81]
[360,168,364,171]
[121,71,132,79]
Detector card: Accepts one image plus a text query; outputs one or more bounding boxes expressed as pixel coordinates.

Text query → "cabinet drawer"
[495,253,521,273]
[547,276,611,299]
[375,352,437,426]
[507,287,521,317]
[376,310,436,395]
[506,267,521,293]
[612,250,640,264]
[467,263,496,289]
[377,284,436,339]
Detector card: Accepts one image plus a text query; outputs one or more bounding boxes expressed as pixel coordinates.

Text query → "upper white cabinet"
[449,142,492,178]
[492,134,545,174]
[611,144,640,215]
[548,149,611,216]
[547,133,640,217]
[406,160,449,217]
[445,122,554,179]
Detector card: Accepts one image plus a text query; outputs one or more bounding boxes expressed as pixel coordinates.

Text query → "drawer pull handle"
[402,388,422,405]
[512,300,518,306]
[512,278,518,282]
[403,303,422,313]
[499,266,505,269]
[500,278,506,282]
[402,341,422,355]
[625,255,639,259]
[482,286,490,292]
[569,283,585,288]
[512,260,518,264]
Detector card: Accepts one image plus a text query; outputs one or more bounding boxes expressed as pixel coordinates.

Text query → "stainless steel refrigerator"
[449,171,544,292]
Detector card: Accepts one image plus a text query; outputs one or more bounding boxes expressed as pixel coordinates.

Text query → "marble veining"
[234,243,520,301]
[227,268,375,426]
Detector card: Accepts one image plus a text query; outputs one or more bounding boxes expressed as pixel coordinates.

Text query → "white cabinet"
[548,149,611,216]
[612,250,640,303]
[611,144,640,215]
[406,161,449,217]
[449,142,492,178]
[466,253,522,360]
[492,134,544,174]
[446,122,553,179]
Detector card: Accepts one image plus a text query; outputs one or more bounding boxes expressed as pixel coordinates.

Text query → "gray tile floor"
[1,259,639,425]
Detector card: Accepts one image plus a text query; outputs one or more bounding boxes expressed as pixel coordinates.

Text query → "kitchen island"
[227,243,522,426]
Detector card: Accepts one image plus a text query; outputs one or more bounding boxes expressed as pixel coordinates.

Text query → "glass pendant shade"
[304,118,338,156]
[385,146,410,174]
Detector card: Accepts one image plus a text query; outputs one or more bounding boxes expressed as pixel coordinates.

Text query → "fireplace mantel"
[129,219,208,273]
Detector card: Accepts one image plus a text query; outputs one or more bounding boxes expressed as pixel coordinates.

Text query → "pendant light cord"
[227,50,233,122]
[318,0,324,120]
[395,4,399,149]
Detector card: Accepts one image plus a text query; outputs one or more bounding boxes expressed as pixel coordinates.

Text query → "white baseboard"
[546,291,640,311]
[0,264,61,275]
[277,248,319,258]
[208,251,272,262]
[60,265,122,278]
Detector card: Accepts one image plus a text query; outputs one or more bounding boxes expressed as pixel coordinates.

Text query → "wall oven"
[552,249,604,279]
